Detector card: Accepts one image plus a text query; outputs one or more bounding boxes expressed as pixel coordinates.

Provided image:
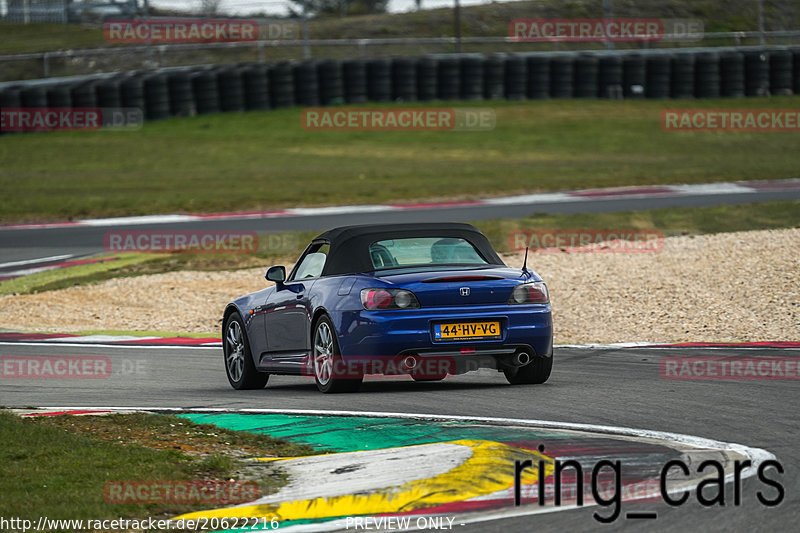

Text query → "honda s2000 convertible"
[222,223,553,393]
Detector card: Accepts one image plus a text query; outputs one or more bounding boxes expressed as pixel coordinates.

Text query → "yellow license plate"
[434,321,501,340]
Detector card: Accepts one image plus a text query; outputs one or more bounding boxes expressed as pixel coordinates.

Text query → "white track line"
[0,265,64,278]
[671,182,755,195]
[0,341,218,349]
[0,254,74,269]
[483,192,582,205]
[43,335,162,343]
[80,214,199,226]
[556,342,664,349]
[286,205,399,216]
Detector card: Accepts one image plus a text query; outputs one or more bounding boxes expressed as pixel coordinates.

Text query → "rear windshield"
[369,237,488,270]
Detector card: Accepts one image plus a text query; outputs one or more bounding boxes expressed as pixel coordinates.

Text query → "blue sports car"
[222,223,553,393]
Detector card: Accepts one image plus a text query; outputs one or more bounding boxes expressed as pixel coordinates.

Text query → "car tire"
[313,315,362,393]
[224,312,269,390]
[504,355,553,385]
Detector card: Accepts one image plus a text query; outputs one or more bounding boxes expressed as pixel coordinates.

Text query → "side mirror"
[265,265,286,283]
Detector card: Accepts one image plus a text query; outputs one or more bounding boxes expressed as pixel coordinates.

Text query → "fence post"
[43,52,50,78]
[302,0,310,59]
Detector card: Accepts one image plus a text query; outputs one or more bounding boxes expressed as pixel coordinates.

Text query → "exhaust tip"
[401,355,419,371]
[513,351,531,367]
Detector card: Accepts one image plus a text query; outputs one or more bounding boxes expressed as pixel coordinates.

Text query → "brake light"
[361,288,421,310]
[364,289,392,309]
[527,284,548,303]
[508,281,549,304]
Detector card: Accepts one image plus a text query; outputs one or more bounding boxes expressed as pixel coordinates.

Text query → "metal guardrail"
[2,30,800,78]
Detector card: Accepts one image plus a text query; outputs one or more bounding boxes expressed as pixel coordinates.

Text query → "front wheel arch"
[221,304,241,344]
[223,311,268,390]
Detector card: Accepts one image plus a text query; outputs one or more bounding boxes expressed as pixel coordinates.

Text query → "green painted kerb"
[226,517,342,531]
[177,413,576,452]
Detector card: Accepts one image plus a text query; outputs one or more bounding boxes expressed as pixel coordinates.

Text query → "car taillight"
[361,288,420,310]
[365,289,393,309]
[508,281,549,304]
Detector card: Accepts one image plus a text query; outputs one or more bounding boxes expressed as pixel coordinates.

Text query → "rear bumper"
[335,304,553,363]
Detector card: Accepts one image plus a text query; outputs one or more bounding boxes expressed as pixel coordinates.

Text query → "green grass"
[0,22,110,54]
[0,411,317,525]
[2,99,799,223]
[476,200,800,254]
[0,232,310,296]
[0,253,159,296]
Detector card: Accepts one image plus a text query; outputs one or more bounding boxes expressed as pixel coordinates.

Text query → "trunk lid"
[373,266,537,307]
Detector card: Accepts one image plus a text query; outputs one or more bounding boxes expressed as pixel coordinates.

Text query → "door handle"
[296,294,304,299]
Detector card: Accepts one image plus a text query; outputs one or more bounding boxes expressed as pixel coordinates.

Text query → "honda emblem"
[460,287,470,296]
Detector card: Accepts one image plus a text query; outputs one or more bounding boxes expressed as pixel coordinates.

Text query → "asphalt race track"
[2,179,800,265]
[1,342,797,532]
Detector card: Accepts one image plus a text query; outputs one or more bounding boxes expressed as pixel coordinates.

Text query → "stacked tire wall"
[1,46,799,134]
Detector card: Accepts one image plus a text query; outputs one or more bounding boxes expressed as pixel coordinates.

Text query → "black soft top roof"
[312,222,505,276]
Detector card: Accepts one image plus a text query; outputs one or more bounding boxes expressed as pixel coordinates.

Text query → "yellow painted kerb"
[174,439,553,522]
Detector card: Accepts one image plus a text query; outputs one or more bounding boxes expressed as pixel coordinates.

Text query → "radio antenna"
[522,246,529,274]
